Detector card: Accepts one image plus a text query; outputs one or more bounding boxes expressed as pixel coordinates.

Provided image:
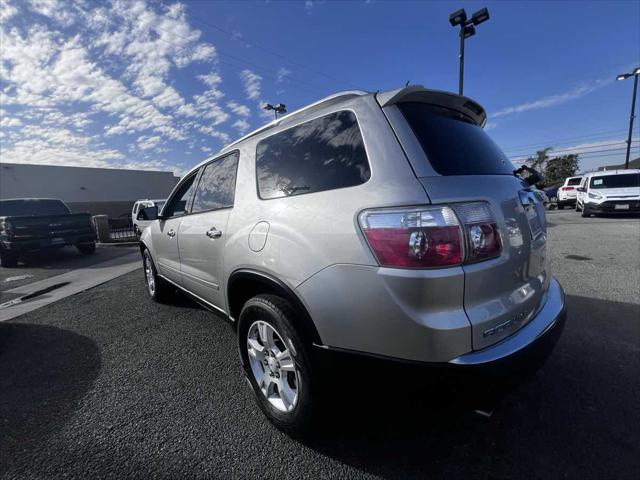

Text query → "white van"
[576,169,640,217]
[132,199,166,236]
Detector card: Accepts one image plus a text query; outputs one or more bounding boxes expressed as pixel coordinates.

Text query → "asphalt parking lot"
[1,210,638,479]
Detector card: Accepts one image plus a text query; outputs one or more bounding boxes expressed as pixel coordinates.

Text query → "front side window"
[256,110,370,200]
[191,152,239,213]
[163,173,197,217]
[589,173,640,189]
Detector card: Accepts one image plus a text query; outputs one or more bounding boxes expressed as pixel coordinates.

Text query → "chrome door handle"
[206,227,222,239]
[167,229,176,238]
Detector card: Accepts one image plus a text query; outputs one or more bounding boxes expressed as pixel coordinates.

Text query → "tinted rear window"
[256,110,370,199]
[567,177,582,186]
[398,103,514,176]
[0,199,70,216]
[590,173,640,189]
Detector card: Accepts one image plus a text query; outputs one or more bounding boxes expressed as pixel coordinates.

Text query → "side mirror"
[576,187,586,193]
[137,205,158,221]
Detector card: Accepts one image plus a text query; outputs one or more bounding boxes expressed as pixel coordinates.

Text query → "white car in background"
[132,199,166,236]
[556,176,582,209]
[576,169,640,217]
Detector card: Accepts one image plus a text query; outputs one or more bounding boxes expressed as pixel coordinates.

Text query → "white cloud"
[493,78,612,118]
[227,101,250,117]
[198,72,222,88]
[232,119,250,134]
[0,0,18,23]
[240,69,262,100]
[277,67,291,83]
[305,1,313,15]
[137,135,162,151]
[0,116,23,127]
[27,0,77,27]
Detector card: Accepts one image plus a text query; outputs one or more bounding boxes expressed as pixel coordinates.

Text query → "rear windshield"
[0,199,70,216]
[398,103,514,176]
[589,173,640,189]
[567,177,582,186]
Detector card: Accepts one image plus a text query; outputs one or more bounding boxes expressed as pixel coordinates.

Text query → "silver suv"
[139,86,566,434]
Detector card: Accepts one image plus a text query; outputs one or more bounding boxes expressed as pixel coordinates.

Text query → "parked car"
[576,169,640,217]
[132,199,165,237]
[556,176,583,209]
[544,184,561,205]
[0,198,96,267]
[138,86,566,434]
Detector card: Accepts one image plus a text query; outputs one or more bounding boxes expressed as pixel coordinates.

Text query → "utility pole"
[616,67,640,169]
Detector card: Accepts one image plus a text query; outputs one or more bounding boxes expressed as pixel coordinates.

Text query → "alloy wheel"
[247,320,299,413]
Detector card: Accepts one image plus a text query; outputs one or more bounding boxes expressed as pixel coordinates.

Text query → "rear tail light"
[453,202,502,263]
[561,186,575,191]
[0,220,13,236]
[358,202,501,269]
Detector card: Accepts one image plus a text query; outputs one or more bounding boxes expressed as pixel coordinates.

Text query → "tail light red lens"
[561,186,575,191]
[358,202,501,269]
[358,206,463,268]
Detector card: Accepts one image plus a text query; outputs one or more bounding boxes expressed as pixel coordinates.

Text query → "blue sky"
[0,0,638,176]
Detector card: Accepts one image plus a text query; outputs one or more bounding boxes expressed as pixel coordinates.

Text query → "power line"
[157,0,362,90]
[509,140,640,160]
[503,128,631,153]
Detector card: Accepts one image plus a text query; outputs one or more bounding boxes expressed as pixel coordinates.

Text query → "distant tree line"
[525,147,580,188]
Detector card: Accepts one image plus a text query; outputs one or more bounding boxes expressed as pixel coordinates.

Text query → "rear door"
[387,102,549,350]
[178,151,239,311]
[151,173,198,285]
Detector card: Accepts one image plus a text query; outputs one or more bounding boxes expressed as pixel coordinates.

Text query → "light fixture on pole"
[449,7,490,96]
[616,67,640,169]
[263,103,287,120]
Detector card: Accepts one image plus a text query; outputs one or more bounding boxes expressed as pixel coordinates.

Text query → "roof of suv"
[225,85,487,150]
[583,169,640,177]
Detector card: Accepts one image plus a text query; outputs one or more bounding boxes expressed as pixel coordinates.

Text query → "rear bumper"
[557,198,576,205]
[448,278,565,367]
[0,234,96,252]
[587,200,640,214]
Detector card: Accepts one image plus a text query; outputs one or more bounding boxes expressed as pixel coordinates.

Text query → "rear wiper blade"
[282,185,310,196]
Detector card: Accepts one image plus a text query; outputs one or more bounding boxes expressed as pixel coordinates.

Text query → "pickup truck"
[0,198,97,267]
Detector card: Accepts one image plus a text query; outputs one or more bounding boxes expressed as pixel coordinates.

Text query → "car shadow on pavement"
[301,294,640,480]
[0,323,101,472]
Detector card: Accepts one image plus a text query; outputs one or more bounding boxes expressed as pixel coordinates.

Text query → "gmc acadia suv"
[138,86,567,434]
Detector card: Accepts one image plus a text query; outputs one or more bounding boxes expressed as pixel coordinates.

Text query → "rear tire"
[238,294,315,437]
[557,204,564,210]
[0,249,18,268]
[142,249,173,303]
[77,242,96,255]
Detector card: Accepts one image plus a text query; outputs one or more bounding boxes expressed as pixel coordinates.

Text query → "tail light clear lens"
[358,202,501,269]
[453,202,502,263]
[358,206,464,268]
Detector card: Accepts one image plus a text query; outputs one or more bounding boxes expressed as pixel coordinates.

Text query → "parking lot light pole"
[449,7,490,96]
[263,103,287,120]
[617,67,640,169]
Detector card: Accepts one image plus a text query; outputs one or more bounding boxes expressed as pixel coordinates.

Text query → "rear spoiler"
[376,85,487,128]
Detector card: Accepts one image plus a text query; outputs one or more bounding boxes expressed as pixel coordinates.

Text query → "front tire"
[77,242,96,255]
[142,249,173,303]
[238,294,315,436]
[581,204,591,217]
[0,249,18,268]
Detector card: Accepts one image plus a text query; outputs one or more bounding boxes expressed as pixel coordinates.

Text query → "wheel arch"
[227,269,322,345]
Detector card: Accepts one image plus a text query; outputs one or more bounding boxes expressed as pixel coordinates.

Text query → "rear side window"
[567,177,582,186]
[0,199,70,216]
[398,103,514,176]
[590,173,640,189]
[256,110,370,199]
[191,152,239,213]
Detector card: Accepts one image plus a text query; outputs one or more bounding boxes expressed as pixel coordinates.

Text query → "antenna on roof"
[405,80,410,87]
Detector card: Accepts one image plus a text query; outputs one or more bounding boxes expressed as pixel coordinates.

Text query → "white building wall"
[0,162,179,216]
